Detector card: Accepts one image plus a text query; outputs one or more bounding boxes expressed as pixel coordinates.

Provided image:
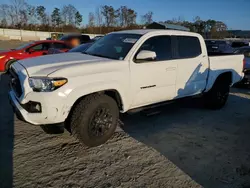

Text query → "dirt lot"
[1,41,250,188]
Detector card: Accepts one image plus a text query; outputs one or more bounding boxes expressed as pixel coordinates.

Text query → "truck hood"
[17,52,111,76]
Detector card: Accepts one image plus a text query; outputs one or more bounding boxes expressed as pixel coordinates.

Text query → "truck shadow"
[122,93,250,188]
[122,64,249,187]
[0,73,14,188]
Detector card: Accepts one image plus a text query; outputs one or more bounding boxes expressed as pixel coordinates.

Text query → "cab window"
[135,35,172,62]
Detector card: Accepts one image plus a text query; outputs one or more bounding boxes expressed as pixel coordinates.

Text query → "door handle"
[166,67,176,71]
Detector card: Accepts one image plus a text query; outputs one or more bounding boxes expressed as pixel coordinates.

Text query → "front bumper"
[9,90,65,125]
[9,90,39,125]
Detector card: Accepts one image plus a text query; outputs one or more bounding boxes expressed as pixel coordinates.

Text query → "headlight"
[0,55,6,59]
[28,77,67,92]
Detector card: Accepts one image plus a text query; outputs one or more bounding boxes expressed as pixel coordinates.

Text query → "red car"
[0,40,70,72]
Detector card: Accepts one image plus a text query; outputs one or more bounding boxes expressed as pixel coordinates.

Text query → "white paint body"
[9,30,244,125]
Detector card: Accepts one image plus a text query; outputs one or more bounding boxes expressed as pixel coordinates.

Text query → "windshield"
[15,42,35,50]
[85,33,142,60]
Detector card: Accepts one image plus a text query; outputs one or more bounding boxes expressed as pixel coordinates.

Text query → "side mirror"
[136,50,156,62]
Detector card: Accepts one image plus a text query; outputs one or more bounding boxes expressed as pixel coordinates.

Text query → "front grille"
[9,67,23,98]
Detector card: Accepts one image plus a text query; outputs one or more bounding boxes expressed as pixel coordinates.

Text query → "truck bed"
[205,54,244,91]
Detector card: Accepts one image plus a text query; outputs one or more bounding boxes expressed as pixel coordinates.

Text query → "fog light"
[34,104,41,112]
[21,101,42,113]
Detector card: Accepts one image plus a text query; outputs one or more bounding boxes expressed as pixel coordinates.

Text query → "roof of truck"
[115,29,196,36]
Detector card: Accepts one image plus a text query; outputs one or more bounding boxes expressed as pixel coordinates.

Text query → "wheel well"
[5,59,17,71]
[214,72,232,85]
[64,90,123,132]
[103,90,123,110]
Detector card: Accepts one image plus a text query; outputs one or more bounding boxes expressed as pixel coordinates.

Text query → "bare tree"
[127,8,137,26]
[27,5,37,25]
[7,5,16,26]
[119,6,137,27]
[36,6,47,25]
[0,4,10,26]
[0,18,8,27]
[119,6,127,27]
[11,0,27,26]
[141,11,153,25]
[61,4,77,26]
[51,8,61,28]
[95,6,103,33]
[19,9,28,27]
[88,12,95,27]
[101,5,119,27]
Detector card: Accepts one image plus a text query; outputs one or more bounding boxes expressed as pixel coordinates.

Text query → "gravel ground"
[1,41,250,188]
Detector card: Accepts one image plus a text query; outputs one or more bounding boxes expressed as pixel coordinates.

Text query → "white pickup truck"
[9,29,244,147]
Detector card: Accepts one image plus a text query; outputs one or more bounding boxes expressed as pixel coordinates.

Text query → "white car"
[9,29,244,147]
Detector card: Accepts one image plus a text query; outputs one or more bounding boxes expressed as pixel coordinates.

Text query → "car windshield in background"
[59,35,70,41]
[69,43,93,53]
[231,41,249,48]
[15,42,34,50]
[85,33,142,60]
[205,40,228,45]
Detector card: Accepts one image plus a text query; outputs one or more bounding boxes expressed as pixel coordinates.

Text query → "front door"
[130,35,177,108]
[25,43,51,58]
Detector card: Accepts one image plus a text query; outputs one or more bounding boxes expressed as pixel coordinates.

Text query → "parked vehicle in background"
[0,40,70,72]
[9,30,244,147]
[234,46,250,55]
[47,34,95,54]
[68,42,93,53]
[240,54,250,85]
[231,41,250,49]
[48,42,94,55]
[205,39,234,54]
[233,46,250,85]
[90,35,103,42]
[59,34,91,45]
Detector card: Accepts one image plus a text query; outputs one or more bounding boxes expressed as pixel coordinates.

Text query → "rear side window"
[137,35,172,61]
[29,43,50,51]
[177,36,201,58]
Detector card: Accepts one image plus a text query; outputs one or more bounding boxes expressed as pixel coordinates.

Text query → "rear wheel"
[203,81,230,109]
[70,94,119,147]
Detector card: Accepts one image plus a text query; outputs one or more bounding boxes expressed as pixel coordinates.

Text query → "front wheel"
[203,83,230,110]
[70,94,119,147]
[5,59,17,72]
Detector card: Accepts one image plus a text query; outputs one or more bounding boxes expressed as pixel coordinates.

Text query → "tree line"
[0,0,229,38]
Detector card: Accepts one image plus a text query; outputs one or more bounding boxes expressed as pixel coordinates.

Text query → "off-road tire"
[70,94,119,147]
[203,81,230,110]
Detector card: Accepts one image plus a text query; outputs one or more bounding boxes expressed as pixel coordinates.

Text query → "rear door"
[174,35,208,98]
